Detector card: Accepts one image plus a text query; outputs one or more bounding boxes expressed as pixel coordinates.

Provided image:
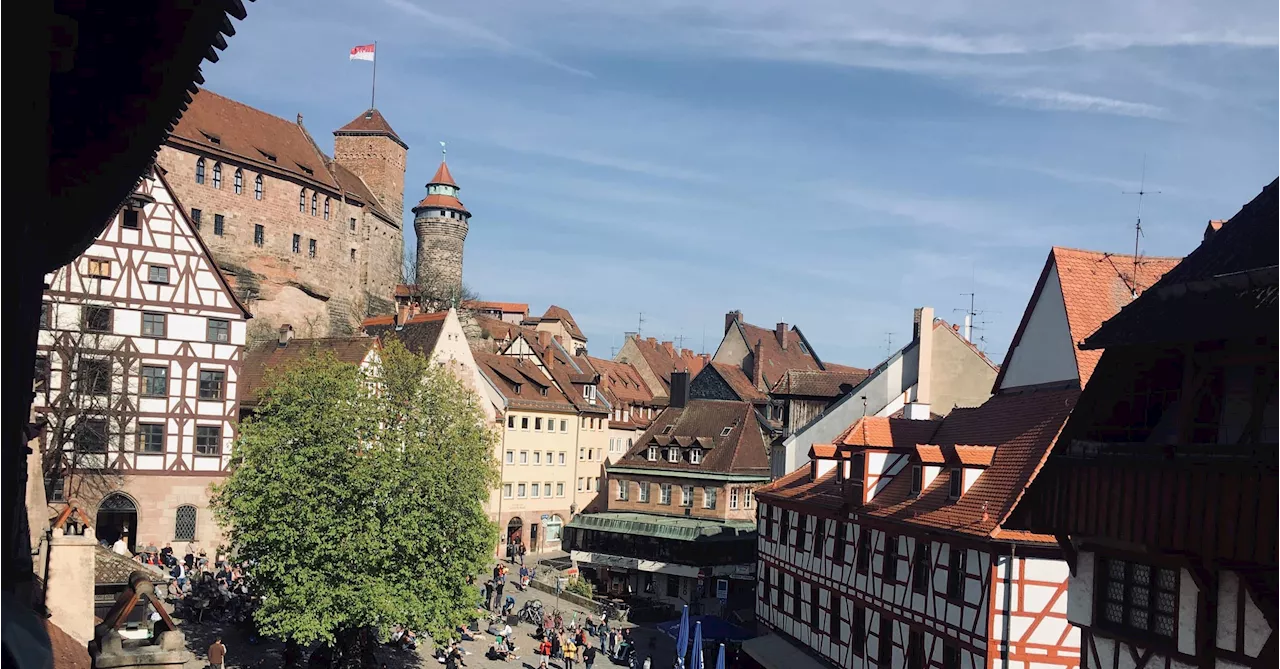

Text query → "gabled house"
[527,304,589,355]
[745,246,1181,669]
[239,328,381,416]
[615,335,709,405]
[565,372,770,612]
[577,355,663,463]
[1011,180,1279,669]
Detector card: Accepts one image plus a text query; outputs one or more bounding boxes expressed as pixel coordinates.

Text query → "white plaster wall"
[963,467,982,493]
[1067,551,1095,626]
[998,264,1079,390]
[1178,568,1199,656]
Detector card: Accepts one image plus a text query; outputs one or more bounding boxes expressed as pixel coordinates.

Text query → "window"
[142,312,166,338]
[34,356,50,395]
[745,488,754,508]
[517,484,527,498]
[546,451,553,465]
[947,548,966,599]
[191,208,202,229]
[533,451,541,465]
[138,423,164,453]
[577,478,584,492]
[558,452,566,465]
[667,448,680,463]
[535,417,543,431]
[639,482,650,502]
[323,198,330,220]
[507,416,514,429]
[703,487,717,509]
[910,465,922,496]
[660,483,672,505]
[195,426,222,455]
[681,485,694,507]
[350,249,357,263]
[503,484,513,499]
[661,425,675,435]
[948,468,962,500]
[878,616,893,667]
[912,543,931,595]
[857,531,873,573]
[883,534,898,583]
[214,214,224,236]
[41,302,54,329]
[531,483,540,498]
[851,606,866,656]
[311,193,318,216]
[207,319,230,343]
[834,521,846,564]
[907,630,924,669]
[519,451,528,464]
[148,265,170,284]
[1099,558,1178,638]
[556,483,564,497]
[647,446,658,461]
[196,369,227,400]
[560,419,568,432]
[505,451,514,464]
[720,426,733,437]
[308,238,317,258]
[521,417,529,429]
[587,448,594,460]
[86,258,112,279]
[292,234,301,254]
[830,594,842,636]
[617,480,629,501]
[349,217,357,232]
[299,189,306,213]
[254,175,263,200]
[544,483,552,497]
[76,418,108,453]
[212,162,222,189]
[196,158,206,184]
[943,644,960,669]
[667,575,681,598]
[234,168,243,194]
[79,359,111,395]
[690,448,703,464]
[579,447,585,460]
[730,487,739,509]
[122,208,141,229]
[253,224,265,247]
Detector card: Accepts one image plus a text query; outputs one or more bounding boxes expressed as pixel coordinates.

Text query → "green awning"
[566,512,757,542]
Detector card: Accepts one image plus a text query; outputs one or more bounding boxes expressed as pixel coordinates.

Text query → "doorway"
[530,523,539,553]
[95,493,138,553]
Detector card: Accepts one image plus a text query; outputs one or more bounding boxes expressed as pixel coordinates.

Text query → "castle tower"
[412,159,471,302]
[333,109,408,221]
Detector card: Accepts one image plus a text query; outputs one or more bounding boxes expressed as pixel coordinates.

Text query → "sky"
[201,0,1278,368]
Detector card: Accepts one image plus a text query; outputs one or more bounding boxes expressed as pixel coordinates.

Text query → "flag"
[350,44,375,61]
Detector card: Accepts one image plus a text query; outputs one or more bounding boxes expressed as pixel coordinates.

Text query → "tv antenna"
[953,292,986,343]
[674,333,688,351]
[883,332,895,358]
[1122,155,1161,298]
[637,312,646,336]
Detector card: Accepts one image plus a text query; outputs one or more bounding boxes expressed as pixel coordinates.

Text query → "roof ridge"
[1051,245,1182,261]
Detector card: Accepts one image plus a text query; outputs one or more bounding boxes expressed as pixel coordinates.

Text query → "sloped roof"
[541,305,586,341]
[580,356,657,428]
[518,334,610,415]
[736,321,825,389]
[333,108,407,149]
[46,620,91,669]
[430,161,458,187]
[415,192,469,214]
[626,337,708,394]
[472,314,534,345]
[836,416,943,448]
[241,337,379,405]
[475,351,577,411]
[363,311,449,357]
[616,400,770,476]
[705,362,770,402]
[465,301,530,315]
[994,247,1181,390]
[96,546,166,586]
[769,368,871,398]
[1085,179,1278,349]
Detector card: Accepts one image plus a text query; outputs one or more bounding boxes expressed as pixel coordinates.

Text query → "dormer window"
[200,130,221,144]
[910,465,922,497]
[689,448,703,465]
[667,448,680,463]
[720,426,733,437]
[647,446,658,461]
[583,385,597,402]
[513,383,522,395]
[258,148,277,162]
[661,425,675,435]
[948,468,962,500]
[539,387,548,397]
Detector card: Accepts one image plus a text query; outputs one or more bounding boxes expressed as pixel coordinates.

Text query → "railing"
[1056,440,1275,464]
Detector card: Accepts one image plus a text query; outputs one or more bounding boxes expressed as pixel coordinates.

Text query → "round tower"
[412,159,470,303]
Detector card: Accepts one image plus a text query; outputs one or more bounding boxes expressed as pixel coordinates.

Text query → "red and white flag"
[349,44,375,61]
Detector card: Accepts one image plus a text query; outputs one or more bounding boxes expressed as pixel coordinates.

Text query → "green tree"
[212,339,498,656]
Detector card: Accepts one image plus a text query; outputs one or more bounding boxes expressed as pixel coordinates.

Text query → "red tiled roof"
[769,368,871,398]
[465,300,530,314]
[837,416,942,448]
[541,305,585,340]
[626,337,709,395]
[334,108,406,149]
[707,362,770,402]
[363,311,449,357]
[240,337,379,405]
[475,351,576,411]
[811,444,838,459]
[956,445,997,467]
[616,399,770,476]
[46,620,91,669]
[915,445,945,464]
[472,314,533,344]
[430,161,458,187]
[736,321,824,389]
[414,192,469,214]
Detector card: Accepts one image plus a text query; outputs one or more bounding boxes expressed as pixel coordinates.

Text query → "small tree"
[402,245,480,317]
[212,338,498,658]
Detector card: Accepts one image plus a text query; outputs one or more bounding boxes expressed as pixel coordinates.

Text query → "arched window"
[254,175,263,200]
[299,189,306,213]
[174,504,197,541]
[212,163,222,189]
[311,193,318,216]
[323,197,330,220]
[233,169,243,194]
[195,158,206,184]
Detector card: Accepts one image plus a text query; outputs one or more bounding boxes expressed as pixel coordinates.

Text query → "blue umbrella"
[715,644,726,669]
[675,605,690,669]
[691,621,705,669]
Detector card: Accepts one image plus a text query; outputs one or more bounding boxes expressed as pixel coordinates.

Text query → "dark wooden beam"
[1055,533,1078,576]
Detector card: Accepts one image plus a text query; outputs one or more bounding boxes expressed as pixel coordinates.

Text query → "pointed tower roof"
[413,159,469,215]
[430,161,458,187]
[334,109,408,150]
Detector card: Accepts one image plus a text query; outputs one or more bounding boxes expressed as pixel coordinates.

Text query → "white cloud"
[998,88,1171,119]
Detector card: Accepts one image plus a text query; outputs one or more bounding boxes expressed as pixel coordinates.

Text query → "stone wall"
[334,135,406,222]
[414,215,468,295]
[79,475,225,554]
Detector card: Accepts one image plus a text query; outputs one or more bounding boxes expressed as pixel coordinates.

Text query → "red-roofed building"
[411,158,473,307]
[744,244,1182,669]
[615,334,709,405]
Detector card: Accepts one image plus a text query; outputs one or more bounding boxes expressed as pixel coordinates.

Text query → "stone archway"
[95,492,138,554]
[506,516,523,544]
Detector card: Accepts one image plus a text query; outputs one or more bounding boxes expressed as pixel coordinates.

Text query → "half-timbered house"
[1012,180,1278,669]
[36,166,250,553]
[746,246,1181,669]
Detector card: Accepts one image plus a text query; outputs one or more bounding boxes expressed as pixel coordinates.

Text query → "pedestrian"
[208,637,227,669]
[518,543,526,566]
[583,641,597,669]
[112,534,130,556]
[563,639,577,669]
[608,629,618,656]
[493,562,502,580]
[551,632,562,660]
[484,579,495,609]
[495,576,505,608]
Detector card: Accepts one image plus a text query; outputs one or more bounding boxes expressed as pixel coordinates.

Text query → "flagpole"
[371,40,378,109]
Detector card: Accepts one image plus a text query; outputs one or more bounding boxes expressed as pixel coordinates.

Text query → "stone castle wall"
[414,215,469,294]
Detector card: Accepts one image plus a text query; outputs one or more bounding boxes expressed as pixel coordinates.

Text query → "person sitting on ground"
[501,595,516,617]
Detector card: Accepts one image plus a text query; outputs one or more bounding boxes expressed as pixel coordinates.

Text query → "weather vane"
[440,141,447,162]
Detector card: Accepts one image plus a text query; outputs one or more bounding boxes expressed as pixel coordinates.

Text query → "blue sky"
[203,0,1277,367]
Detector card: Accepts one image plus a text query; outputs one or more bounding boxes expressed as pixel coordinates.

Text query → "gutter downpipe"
[1001,544,1015,667]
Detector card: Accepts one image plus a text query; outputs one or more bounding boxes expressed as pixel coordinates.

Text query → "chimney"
[775,322,788,350]
[752,339,765,389]
[724,310,742,334]
[670,371,690,408]
[963,313,973,342]
[397,303,410,325]
[905,307,934,420]
[662,341,675,356]
[278,324,294,347]
[537,330,552,350]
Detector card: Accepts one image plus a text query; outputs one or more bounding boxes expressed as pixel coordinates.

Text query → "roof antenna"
[637,312,645,337]
[440,141,447,163]
[674,333,688,352]
[883,332,894,359]
[1122,155,1161,299]
[953,292,982,343]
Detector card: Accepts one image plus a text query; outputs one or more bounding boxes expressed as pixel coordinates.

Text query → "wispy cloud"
[997,88,1171,119]
[383,0,594,77]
